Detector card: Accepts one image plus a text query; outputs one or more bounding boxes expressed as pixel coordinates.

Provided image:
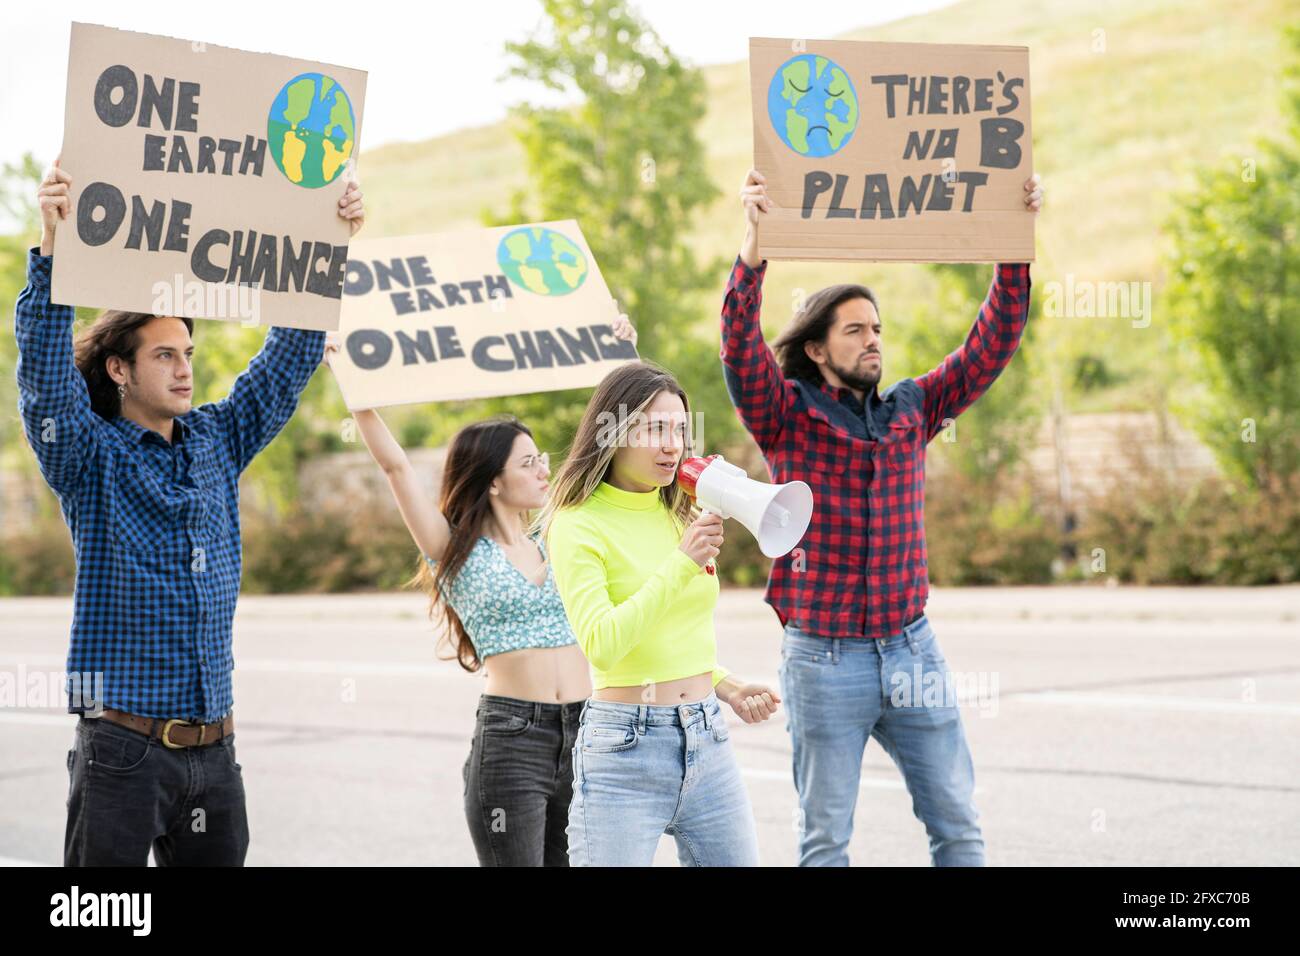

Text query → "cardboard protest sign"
[52,23,367,330]
[330,222,637,409]
[749,37,1033,263]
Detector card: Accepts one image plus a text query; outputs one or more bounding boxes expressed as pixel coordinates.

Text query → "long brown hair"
[537,361,697,541]
[73,310,195,419]
[410,416,534,672]
[771,283,880,385]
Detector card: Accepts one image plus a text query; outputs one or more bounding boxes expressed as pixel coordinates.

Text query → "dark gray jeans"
[64,715,249,866]
[463,694,583,867]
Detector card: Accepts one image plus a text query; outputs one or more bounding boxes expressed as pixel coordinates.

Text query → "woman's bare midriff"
[481,643,592,703]
[591,671,714,706]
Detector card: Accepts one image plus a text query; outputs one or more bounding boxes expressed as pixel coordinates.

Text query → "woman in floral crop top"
[322,318,638,867]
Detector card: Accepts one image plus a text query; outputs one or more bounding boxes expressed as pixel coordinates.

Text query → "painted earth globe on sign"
[268,73,356,188]
[766,54,859,158]
[496,227,588,296]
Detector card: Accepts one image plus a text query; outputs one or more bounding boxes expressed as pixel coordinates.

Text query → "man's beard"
[826,353,882,392]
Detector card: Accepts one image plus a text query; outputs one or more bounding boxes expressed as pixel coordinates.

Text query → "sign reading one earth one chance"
[330,221,638,409]
[750,37,1034,263]
[52,23,367,330]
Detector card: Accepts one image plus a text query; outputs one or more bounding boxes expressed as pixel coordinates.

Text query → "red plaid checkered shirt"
[719,256,1032,639]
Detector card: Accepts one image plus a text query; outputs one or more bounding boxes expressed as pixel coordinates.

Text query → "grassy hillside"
[355,0,1291,411]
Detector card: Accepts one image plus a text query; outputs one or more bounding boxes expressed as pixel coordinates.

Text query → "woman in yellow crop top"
[542,360,779,866]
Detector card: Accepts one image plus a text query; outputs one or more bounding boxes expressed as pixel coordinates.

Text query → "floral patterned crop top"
[424,533,577,661]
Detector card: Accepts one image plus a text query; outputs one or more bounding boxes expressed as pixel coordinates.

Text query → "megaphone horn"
[677,455,814,559]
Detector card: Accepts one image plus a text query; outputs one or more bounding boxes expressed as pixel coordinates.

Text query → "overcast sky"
[4,0,954,175]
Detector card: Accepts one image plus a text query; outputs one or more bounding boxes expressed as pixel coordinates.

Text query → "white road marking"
[0,713,982,796]
[6,658,1298,719]
[0,712,73,727]
[0,655,452,678]
[238,658,448,677]
[1013,691,1300,716]
[742,766,906,790]
[741,765,985,795]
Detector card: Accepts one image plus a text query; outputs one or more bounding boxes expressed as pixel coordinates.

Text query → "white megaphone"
[677,455,814,559]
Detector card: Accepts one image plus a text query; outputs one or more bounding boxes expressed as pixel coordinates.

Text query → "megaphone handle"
[698,505,719,576]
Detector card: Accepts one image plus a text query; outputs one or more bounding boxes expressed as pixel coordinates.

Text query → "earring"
[117,383,126,399]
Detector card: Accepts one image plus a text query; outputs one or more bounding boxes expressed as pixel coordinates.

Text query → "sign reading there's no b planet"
[52,23,367,330]
[750,37,1034,263]
[331,222,638,409]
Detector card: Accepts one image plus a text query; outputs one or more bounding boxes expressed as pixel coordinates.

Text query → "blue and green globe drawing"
[766,54,859,158]
[267,73,355,188]
[496,227,588,296]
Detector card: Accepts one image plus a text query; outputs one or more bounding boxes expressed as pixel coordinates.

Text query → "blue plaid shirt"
[14,248,325,721]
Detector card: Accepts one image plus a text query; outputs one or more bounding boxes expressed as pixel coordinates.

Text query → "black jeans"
[463,694,583,867]
[64,716,249,866]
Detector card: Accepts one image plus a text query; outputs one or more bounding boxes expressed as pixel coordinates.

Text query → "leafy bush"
[923,471,1059,586]
[1078,470,1300,585]
[0,513,75,595]
[239,500,417,594]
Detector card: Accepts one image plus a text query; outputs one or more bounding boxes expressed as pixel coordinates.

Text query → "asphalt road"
[2,585,1297,866]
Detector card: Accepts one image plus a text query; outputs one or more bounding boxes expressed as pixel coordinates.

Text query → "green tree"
[901,263,1044,484]
[1164,25,1300,489]
[0,154,45,462]
[891,263,1056,584]
[471,0,731,458]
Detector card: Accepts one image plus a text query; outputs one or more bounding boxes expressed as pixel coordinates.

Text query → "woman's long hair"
[410,416,533,672]
[537,361,697,542]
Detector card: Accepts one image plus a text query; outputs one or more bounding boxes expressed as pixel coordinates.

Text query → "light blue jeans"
[567,691,760,866]
[779,615,984,866]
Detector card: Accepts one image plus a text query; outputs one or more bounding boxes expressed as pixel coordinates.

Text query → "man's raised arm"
[208,326,326,473]
[14,160,99,499]
[720,169,795,453]
[206,171,366,472]
[916,174,1044,442]
[915,263,1032,442]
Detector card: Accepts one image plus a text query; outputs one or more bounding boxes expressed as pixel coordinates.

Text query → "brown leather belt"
[97,708,234,749]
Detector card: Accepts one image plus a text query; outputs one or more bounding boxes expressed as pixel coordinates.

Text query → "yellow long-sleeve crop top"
[546,480,729,691]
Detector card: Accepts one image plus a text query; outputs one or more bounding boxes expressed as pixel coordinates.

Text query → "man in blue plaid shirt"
[16,158,365,865]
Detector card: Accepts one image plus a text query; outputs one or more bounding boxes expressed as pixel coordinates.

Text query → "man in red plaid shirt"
[720,168,1043,866]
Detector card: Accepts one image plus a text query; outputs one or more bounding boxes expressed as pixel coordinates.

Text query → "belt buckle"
[161,718,196,749]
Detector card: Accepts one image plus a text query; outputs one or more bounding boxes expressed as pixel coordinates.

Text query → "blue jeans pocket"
[912,628,949,669]
[582,724,638,754]
[782,630,833,665]
[711,718,731,743]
